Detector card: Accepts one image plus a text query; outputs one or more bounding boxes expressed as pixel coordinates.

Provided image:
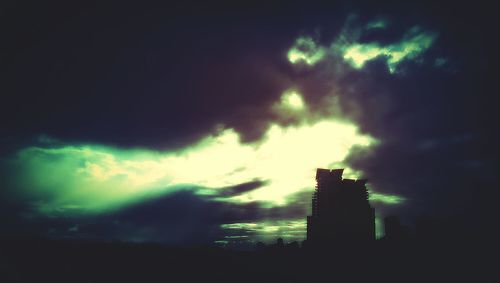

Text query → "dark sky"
[0,0,497,246]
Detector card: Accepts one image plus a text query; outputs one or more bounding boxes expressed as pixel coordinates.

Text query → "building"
[307,168,375,244]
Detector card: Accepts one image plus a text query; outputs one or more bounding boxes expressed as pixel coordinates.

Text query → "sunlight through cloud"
[12,79,391,219]
[16,115,377,215]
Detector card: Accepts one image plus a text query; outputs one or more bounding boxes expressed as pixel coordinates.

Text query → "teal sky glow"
[287,18,437,74]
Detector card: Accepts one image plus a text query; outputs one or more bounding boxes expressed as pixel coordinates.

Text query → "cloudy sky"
[0,1,496,247]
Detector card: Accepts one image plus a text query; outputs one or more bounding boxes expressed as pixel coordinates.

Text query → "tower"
[307,168,375,244]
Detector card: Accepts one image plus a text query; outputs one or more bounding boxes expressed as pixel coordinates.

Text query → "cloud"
[339,26,437,73]
[2,89,405,243]
[366,19,388,30]
[287,36,326,66]
[280,13,497,234]
[215,180,269,197]
[6,96,378,217]
[286,17,438,74]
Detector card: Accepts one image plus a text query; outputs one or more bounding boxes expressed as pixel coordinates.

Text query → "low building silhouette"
[307,168,375,245]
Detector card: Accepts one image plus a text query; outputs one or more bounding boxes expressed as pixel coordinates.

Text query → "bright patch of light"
[16,115,377,216]
[343,43,385,69]
[339,26,437,73]
[288,20,437,74]
[272,90,307,119]
[281,90,305,110]
[287,36,326,66]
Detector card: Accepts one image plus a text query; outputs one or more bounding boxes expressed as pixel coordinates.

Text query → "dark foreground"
[0,238,494,283]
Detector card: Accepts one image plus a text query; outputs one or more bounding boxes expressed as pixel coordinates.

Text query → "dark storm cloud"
[264,190,311,220]
[0,1,306,151]
[0,1,404,152]
[215,180,269,197]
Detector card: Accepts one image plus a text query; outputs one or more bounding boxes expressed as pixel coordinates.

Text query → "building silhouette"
[307,168,375,244]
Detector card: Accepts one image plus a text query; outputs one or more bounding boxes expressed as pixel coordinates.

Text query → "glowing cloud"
[366,19,387,30]
[287,19,437,74]
[340,26,437,73]
[369,190,405,204]
[15,116,377,216]
[333,27,437,73]
[280,90,305,111]
[272,89,307,121]
[342,43,385,69]
[287,36,326,66]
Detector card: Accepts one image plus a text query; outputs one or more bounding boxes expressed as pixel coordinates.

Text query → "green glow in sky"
[15,146,175,215]
[342,43,384,68]
[287,36,326,66]
[341,27,437,73]
[366,19,387,30]
[287,21,437,74]
[369,191,405,204]
[16,120,375,215]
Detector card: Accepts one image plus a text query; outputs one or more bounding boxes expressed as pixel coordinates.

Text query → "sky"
[0,1,497,247]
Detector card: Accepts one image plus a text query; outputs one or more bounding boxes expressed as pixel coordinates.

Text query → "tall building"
[307,168,375,244]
